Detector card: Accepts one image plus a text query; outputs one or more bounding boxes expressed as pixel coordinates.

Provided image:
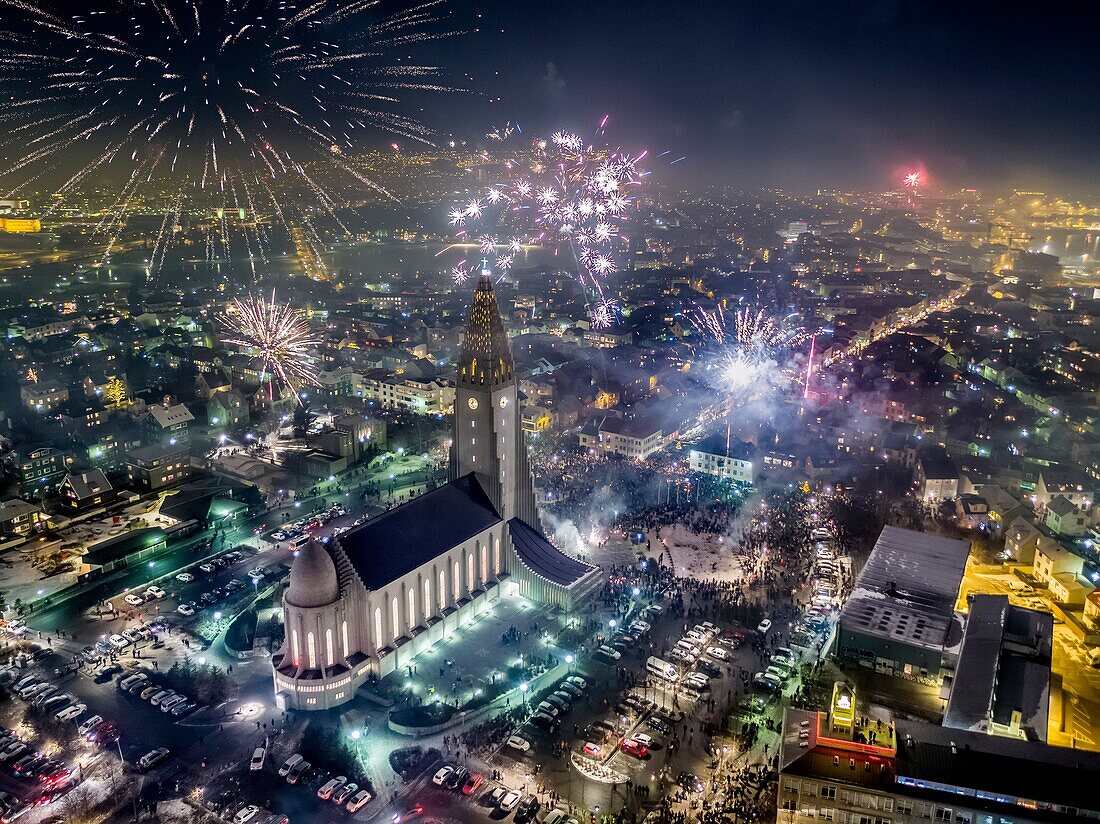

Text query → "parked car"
[278,754,303,777]
[619,738,649,757]
[333,782,359,805]
[177,604,195,617]
[346,789,372,813]
[756,618,772,634]
[461,773,485,795]
[175,572,194,583]
[432,766,454,785]
[317,776,347,800]
[123,594,144,607]
[249,746,266,771]
[233,805,260,824]
[78,716,104,736]
[582,742,604,758]
[505,735,530,752]
[137,748,169,771]
[285,760,310,784]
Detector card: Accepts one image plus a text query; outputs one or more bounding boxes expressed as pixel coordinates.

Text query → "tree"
[105,376,129,408]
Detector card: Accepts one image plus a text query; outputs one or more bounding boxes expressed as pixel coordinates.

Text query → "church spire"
[458,272,514,388]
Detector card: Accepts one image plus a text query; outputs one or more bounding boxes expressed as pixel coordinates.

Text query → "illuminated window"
[407,588,416,630]
[306,632,317,669]
[423,578,432,618]
[467,554,474,590]
[341,621,349,657]
[373,607,382,646]
[291,629,300,666]
[453,561,461,600]
[391,597,400,640]
[481,544,488,582]
[439,569,447,610]
[325,628,334,667]
[494,536,501,573]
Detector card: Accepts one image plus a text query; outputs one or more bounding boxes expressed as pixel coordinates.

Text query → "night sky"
[433,0,1100,194]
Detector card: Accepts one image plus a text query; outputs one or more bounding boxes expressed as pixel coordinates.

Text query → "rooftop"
[335,473,501,590]
[509,517,599,588]
[839,526,970,652]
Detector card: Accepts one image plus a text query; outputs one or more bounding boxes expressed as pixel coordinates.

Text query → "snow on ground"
[657,524,749,584]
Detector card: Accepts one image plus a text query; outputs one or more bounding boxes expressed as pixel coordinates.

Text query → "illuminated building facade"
[272,274,601,711]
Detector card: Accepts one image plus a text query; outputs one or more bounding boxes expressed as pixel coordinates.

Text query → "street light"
[519,682,529,705]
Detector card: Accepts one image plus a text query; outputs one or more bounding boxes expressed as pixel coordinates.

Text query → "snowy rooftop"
[839,526,970,651]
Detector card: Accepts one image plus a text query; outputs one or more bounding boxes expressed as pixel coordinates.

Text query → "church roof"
[509,517,599,587]
[336,473,501,590]
[458,275,514,388]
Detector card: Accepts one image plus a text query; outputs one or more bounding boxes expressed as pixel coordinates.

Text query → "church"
[272,273,602,711]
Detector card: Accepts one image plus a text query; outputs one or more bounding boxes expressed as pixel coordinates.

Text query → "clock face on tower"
[499,396,509,408]
[467,397,479,410]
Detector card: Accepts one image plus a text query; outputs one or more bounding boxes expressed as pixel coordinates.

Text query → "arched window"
[306,632,317,669]
[341,621,350,657]
[466,553,474,591]
[481,544,488,582]
[291,629,300,667]
[438,569,447,610]
[391,596,400,640]
[494,536,501,574]
[325,628,334,667]
[453,561,461,601]
[407,587,416,630]
[373,607,382,647]
[423,578,432,619]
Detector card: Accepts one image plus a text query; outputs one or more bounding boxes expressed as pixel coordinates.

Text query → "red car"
[461,774,484,795]
[582,742,604,758]
[619,738,649,758]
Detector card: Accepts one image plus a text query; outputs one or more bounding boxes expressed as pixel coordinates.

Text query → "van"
[278,753,303,777]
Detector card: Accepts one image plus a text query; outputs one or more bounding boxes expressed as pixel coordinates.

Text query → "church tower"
[452,269,541,529]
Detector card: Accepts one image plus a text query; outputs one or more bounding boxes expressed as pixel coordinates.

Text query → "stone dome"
[285,540,340,608]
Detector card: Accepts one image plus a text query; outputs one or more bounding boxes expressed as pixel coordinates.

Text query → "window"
[481,544,488,582]
[466,554,474,591]
[439,569,447,610]
[306,632,317,669]
[291,629,300,666]
[391,597,400,640]
[325,628,334,667]
[821,786,837,801]
[494,536,501,573]
[423,578,432,619]
[820,810,834,822]
[896,801,913,816]
[782,800,797,812]
[407,588,416,630]
[935,810,953,822]
[954,815,971,824]
[341,621,349,657]
[453,561,461,600]
[373,607,382,646]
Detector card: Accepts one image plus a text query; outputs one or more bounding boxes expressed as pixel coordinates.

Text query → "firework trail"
[0,0,467,277]
[447,124,647,327]
[221,289,321,401]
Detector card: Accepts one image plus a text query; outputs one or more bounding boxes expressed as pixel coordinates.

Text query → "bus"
[646,657,678,681]
[289,534,310,552]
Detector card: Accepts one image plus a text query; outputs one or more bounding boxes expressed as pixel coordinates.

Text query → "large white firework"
[693,304,809,396]
[221,289,321,399]
[448,126,646,327]
[0,0,466,276]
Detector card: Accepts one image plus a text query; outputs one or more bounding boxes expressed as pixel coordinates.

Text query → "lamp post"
[565,654,574,672]
[519,682,528,708]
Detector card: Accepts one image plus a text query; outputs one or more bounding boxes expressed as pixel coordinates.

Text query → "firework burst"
[221,289,321,400]
[0,0,466,277]
[692,304,809,398]
[447,125,647,327]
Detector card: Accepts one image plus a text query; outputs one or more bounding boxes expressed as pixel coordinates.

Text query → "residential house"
[59,469,114,511]
[126,444,192,491]
[208,389,249,430]
[1044,495,1087,537]
[20,380,69,414]
[915,445,959,501]
[144,401,194,446]
[1033,540,1084,588]
[578,416,664,460]
[0,498,45,537]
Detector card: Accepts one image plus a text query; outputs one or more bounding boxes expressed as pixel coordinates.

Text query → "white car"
[631,733,655,747]
[270,531,287,541]
[124,594,144,607]
[5,620,27,636]
[631,620,651,632]
[177,604,195,616]
[432,766,454,785]
[500,790,522,811]
[346,789,372,813]
[144,586,166,600]
[506,735,531,752]
[706,646,729,661]
[138,747,170,771]
[249,746,265,771]
[175,572,195,583]
[55,703,86,722]
[598,645,621,660]
[233,805,260,824]
[78,715,104,736]
[756,618,772,634]
[317,776,347,800]
[248,567,266,580]
[108,633,131,649]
